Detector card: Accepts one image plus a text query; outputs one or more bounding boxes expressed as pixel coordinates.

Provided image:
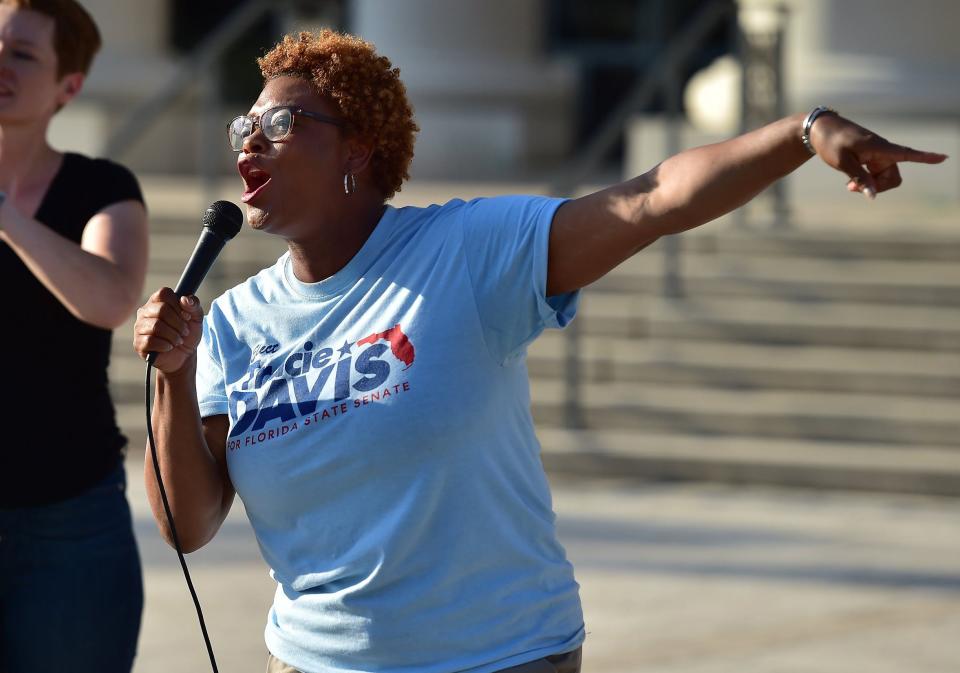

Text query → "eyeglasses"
[227,105,347,151]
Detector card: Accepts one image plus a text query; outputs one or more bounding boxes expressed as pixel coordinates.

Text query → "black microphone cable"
[140,200,241,673]
[145,360,221,673]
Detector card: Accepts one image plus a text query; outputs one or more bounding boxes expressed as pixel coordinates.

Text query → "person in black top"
[0,1,148,671]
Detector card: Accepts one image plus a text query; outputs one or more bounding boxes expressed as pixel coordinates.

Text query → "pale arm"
[1,198,148,329]
[547,112,948,296]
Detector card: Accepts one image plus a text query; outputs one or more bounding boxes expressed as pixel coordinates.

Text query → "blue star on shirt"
[337,340,353,358]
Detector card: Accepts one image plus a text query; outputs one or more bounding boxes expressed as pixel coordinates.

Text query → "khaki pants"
[266,646,582,673]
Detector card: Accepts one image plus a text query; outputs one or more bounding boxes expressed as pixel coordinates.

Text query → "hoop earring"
[344,173,357,195]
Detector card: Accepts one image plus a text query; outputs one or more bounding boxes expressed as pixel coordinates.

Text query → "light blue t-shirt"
[196,196,584,673]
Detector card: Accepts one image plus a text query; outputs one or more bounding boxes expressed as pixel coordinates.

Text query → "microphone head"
[202,200,243,240]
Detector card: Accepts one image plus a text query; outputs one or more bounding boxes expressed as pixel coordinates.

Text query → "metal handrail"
[550,0,737,196]
[103,0,275,159]
[553,0,744,429]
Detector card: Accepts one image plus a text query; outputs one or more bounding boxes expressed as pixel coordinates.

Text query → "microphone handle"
[146,229,227,365]
[173,229,228,297]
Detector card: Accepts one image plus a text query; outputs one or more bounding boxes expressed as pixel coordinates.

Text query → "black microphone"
[173,200,244,296]
[146,200,243,365]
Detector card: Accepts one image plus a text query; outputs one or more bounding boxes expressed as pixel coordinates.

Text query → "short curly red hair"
[258,30,418,200]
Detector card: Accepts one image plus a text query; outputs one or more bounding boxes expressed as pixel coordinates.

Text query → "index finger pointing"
[881,143,948,164]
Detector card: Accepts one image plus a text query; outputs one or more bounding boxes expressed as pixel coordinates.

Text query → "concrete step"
[578,294,960,351]
[536,427,960,496]
[595,252,960,307]
[149,213,960,263]
[142,209,960,311]
[528,334,960,398]
[679,228,960,262]
[113,382,960,449]
[113,402,960,497]
[148,216,960,271]
[529,380,960,447]
[145,226,286,258]
[111,325,960,393]
[143,230,285,275]
[114,186,960,494]
[112,321,960,396]
[130,221,283,303]
[140,257,960,311]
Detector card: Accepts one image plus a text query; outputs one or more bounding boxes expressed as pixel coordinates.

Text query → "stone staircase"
[531,226,960,494]
[111,178,960,494]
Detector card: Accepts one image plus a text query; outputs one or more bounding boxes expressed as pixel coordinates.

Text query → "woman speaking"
[133,29,945,673]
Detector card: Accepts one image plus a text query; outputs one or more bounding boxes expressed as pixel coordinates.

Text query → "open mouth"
[239,161,272,204]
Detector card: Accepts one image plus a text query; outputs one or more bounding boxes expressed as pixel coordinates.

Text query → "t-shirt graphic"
[357,323,415,369]
[226,323,416,449]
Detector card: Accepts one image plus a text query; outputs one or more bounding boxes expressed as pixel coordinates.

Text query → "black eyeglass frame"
[227,105,347,151]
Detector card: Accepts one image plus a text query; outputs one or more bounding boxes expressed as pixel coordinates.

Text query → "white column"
[74,0,175,97]
[751,0,960,115]
[351,0,576,179]
[49,0,177,159]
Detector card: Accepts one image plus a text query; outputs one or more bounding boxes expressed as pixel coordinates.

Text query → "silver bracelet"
[801,106,837,155]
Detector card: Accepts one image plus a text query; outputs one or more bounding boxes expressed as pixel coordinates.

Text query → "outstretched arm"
[546,110,948,296]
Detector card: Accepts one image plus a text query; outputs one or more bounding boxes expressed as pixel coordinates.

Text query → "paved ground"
[126,457,960,673]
